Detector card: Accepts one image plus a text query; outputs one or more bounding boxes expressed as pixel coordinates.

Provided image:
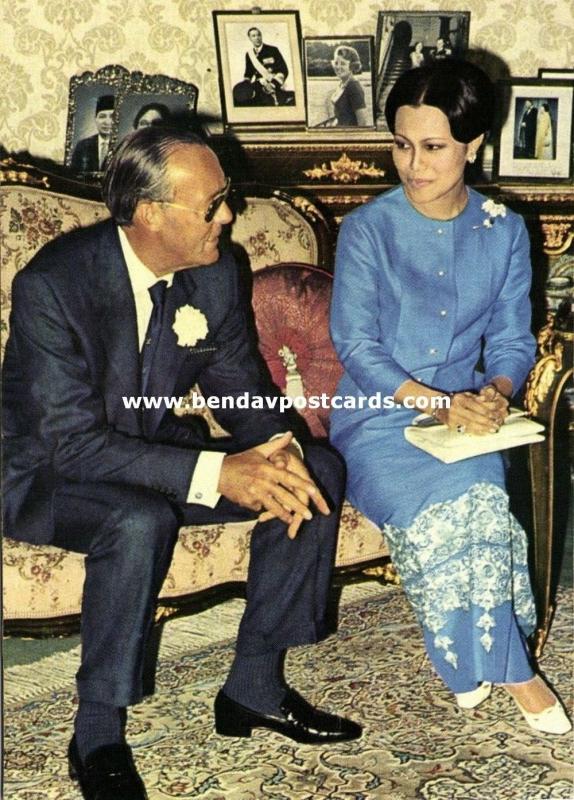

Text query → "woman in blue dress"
[329,61,571,734]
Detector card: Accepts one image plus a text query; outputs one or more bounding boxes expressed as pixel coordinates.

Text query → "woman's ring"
[456,424,466,434]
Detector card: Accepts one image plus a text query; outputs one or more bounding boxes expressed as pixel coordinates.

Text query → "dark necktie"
[140,280,168,394]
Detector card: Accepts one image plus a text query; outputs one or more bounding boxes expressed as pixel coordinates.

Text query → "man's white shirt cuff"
[187,451,225,508]
[269,433,303,459]
[187,435,302,508]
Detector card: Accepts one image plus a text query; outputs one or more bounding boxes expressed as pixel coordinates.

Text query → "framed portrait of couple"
[494,74,574,184]
[64,65,199,176]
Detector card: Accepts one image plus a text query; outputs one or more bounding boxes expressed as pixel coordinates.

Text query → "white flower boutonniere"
[172,305,209,347]
[477,199,507,229]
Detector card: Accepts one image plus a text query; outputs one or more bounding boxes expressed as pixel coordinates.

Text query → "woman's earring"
[467,151,477,164]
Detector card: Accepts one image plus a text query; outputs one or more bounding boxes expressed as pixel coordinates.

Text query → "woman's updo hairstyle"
[334,45,362,75]
[385,60,495,143]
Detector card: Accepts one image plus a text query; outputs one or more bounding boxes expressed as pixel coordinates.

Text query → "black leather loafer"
[214,688,362,744]
[68,735,148,799]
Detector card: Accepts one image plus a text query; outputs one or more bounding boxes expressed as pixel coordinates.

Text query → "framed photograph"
[114,73,198,142]
[212,10,305,127]
[538,68,574,81]
[65,65,129,175]
[374,10,470,134]
[494,79,574,184]
[304,37,375,130]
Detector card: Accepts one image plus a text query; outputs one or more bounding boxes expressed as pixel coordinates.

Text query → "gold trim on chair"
[525,316,566,418]
[524,305,573,658]
[362,563,401,585]
[288,194,323,223]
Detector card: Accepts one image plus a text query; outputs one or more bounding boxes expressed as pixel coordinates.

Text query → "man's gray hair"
[102,127,206,225]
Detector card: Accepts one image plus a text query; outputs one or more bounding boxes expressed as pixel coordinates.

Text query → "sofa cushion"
[3,502,386,623]
[230,194,325,270]
[0,187,109,354]
[252,263,343,437]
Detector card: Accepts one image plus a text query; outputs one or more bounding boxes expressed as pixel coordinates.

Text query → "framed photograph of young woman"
[494,78,574,184]
[65,64,129,176]
[304,37,375,130]
[113,73,198,143]
[374,10,470,134]
[212,10,305,127]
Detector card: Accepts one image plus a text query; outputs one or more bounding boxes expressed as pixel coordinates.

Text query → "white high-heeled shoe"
[455,682,492,709]
[512,697,572,735]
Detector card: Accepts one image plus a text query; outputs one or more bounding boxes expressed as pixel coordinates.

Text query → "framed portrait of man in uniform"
[213,10,306,128]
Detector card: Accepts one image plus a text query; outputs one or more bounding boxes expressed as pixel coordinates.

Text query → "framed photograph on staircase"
[374,10,471,135]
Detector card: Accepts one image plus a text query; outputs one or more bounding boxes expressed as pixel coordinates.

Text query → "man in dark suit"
[519,99,538,158]
[429,37,453,61]
[3,127,360,799]
[70,94,115,173]
[232,27,295,106]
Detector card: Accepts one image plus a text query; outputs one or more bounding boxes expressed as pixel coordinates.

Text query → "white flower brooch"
[172,305,209,347]
[476,198,507,229]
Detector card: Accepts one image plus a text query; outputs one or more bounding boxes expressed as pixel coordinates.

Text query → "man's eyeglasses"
[159,177,232,223]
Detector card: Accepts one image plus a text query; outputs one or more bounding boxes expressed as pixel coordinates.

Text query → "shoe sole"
[215,707,361,743]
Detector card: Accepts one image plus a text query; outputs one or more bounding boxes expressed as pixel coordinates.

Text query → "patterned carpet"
[4,582,573,800]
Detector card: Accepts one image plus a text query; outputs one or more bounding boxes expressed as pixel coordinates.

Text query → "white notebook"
[404,408,545,463]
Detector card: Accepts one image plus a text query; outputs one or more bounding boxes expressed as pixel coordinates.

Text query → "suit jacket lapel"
[94,223,142,430]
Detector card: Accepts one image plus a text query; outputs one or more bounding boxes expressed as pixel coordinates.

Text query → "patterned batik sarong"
[383,482,537,692]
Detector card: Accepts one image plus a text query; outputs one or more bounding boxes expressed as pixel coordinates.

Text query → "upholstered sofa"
[1,160,391,633]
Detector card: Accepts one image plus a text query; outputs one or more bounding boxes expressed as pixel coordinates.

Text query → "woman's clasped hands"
[438,384,510,435]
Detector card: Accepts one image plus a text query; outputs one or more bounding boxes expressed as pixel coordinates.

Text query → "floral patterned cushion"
[231,196,320,270]
[3,503,387,621]
[0,188,108,352]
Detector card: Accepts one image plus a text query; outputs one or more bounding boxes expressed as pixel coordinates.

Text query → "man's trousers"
[51,445,345,707]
